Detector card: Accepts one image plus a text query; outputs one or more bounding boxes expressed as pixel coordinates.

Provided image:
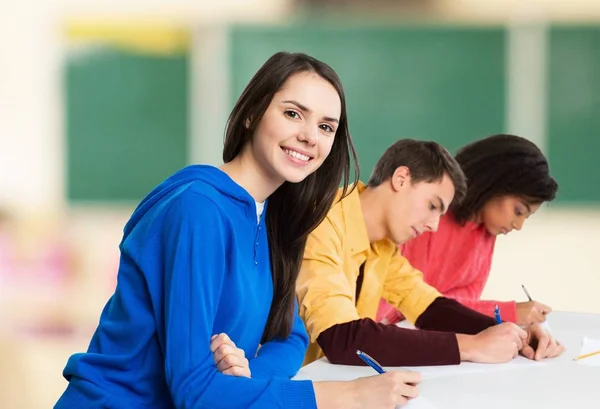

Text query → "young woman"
[377,134,557,327]
[55,52,421,409]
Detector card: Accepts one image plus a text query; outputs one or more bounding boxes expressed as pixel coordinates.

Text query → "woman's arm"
[157,192,317,409]
[249,300,309,379]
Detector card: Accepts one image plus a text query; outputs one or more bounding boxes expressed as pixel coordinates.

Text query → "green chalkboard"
[229,24,506,179]
[548,26,600,203]
[66,48,188,202]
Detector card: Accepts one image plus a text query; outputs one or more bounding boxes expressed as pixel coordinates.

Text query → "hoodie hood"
[123,165,257,238]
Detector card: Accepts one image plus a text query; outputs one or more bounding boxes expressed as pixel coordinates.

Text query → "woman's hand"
[210,333,251,378]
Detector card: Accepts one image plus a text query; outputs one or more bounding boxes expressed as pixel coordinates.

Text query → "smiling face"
[384,166,456,244]
[478,195,542,236]
[249,71,341,185]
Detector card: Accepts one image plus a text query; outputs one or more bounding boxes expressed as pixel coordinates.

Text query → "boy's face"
[385,167,455,244]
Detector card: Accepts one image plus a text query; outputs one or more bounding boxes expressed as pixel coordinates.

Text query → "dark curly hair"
[451,134,558,224]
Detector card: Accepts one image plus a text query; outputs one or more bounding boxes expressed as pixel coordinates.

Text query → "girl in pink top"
[377,134,557,326]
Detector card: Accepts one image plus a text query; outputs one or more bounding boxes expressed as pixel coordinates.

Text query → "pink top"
[377,213,518,324]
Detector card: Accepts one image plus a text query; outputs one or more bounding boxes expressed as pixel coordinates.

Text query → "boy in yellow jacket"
[297,139,564,367]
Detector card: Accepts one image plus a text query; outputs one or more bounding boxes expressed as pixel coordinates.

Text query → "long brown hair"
[223,52,359,342]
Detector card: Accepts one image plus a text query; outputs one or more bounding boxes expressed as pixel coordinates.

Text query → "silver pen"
[521,284,533,301]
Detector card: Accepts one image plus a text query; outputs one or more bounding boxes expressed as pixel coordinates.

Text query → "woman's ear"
[391,166,411,192]
[245,117,252,129]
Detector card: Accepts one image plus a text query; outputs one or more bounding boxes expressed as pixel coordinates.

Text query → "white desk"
[294,311,600,408]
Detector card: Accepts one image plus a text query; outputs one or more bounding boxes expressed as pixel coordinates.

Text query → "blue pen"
[356,350,386,374]
[494,304,502,324]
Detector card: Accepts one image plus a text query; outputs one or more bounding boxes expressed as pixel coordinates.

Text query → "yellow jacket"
[296,183,441,364]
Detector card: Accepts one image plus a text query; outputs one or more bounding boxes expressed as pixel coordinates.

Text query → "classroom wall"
[484,208,600,315]
[6,0,600,214]
[0,0,291,215]
[0,2,63,215]
[436,0,600,21]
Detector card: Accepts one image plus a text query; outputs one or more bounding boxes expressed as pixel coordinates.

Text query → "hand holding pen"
[515,285,552,326]
[354,350,422,408]
[459,317,528,363]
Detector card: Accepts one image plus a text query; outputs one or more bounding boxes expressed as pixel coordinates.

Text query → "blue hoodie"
[55,165,317,409]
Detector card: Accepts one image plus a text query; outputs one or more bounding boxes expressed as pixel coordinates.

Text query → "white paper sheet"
[575,337,600,366]
[404,396,437,409]
[415,355,544,379]
[293,355,543,382]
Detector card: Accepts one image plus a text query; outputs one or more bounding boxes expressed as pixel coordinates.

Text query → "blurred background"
[1,0,599,407]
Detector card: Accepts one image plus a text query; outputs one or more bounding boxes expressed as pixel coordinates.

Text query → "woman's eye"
[320,124,334,133]
[285,110,300,119]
